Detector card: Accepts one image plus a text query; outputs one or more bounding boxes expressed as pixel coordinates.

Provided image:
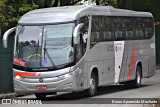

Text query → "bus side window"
[102,17,114,41]
[126,31,133,39]
[144,18,154,39]
[136,30,143,37]
[103,31,111,41]
[90,16,101,48]
[114,17,126,41]
[91,32,100,46]
[134,18,145,39]
[115,31,122,40]
[125,17,134,40]
[75,16,89,62]
[79,16,89,55]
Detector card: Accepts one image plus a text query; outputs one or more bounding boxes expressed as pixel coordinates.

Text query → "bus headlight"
[64,73,70,78]
[58,73,71,79]
[14,75,21,80]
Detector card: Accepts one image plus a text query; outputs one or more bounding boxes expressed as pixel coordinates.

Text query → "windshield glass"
[14,23,74,69]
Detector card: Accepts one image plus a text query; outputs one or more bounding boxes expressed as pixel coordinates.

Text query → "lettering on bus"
[107,44,123,52]
[107,45,114,52]
[32,68,48,71]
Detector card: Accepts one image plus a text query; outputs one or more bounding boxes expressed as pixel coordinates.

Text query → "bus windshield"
[14,23,74,70]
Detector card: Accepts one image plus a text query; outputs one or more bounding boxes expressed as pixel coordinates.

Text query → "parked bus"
[3,5,156,100]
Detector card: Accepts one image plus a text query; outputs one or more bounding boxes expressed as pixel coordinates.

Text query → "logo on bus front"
[39,78,43,83]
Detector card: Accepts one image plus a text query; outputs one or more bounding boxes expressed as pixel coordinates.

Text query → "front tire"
[85,73,97,97]
[35,93,46,100]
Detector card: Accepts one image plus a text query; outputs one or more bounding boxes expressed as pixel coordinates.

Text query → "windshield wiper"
[43,36,56,68]
[43,48,56,68]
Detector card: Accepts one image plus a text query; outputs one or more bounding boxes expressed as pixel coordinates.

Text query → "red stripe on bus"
[14,72,36,77]
[38,73,41,76]
[128,41,135,80]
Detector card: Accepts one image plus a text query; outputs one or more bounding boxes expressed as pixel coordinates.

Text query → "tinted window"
[90,16,154,47]
[114,17,126,40]
[102,17,114,41]
[125,18,134,40]
[144,18,154,39]
[91,16,114,48]
[91,16,102,48]
[134,18,145,39]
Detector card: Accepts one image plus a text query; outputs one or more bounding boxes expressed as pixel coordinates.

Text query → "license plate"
[36,85,47,90]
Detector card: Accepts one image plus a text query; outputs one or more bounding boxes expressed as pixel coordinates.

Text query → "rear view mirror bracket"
[3,27,16,48]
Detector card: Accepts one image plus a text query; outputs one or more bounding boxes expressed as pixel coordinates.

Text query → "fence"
[0,35,14,93]
[156,27,160,65]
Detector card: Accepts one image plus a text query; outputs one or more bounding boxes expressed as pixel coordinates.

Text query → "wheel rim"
[90,77,96,94]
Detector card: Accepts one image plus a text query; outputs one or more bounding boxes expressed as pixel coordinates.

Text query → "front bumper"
[14,73,77,94]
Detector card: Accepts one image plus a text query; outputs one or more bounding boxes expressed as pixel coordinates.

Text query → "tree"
[117,0,126,9]
[0,19,1,37]
[0,0,7,37]
[117,0,160,22]
[53,0,59,7]
[1,0,39,34]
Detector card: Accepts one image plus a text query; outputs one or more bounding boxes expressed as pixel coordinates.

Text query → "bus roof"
[18,5,153,24]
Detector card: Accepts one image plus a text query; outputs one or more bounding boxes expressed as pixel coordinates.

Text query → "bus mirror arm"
[3,27,16,48]
[73,23,84,44]
[83,33,88,43]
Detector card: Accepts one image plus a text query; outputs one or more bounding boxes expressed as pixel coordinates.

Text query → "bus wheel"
[132,66,142,88]
[124,66,142,88]
[35,93,46,100]
[85,73,97,97]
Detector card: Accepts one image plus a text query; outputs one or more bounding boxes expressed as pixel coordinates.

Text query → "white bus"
[3,5,156,100]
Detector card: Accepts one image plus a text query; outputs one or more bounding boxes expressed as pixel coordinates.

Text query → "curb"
[0,93,17,99]
[156,66,160,70]
[0,93,31,99]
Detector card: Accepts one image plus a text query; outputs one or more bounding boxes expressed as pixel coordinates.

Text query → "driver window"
[75,16,89,62]
[80,16,88,54]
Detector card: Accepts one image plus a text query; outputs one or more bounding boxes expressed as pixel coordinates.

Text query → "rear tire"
[85,73,97,97]
[133,66,142,88]
[35,93,46,100]
[124,66,142,88]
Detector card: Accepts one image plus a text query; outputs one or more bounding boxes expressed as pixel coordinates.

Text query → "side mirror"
[73,23,84,44]
[3,27,16,48]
